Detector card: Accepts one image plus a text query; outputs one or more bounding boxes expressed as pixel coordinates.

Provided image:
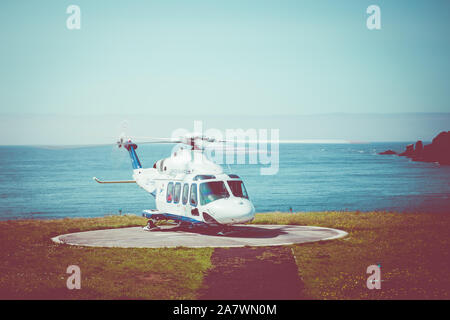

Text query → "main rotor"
[116,134,223,151]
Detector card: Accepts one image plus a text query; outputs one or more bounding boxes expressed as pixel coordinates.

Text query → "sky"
[0,0,449,144]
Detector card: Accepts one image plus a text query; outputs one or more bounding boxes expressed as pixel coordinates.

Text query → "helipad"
[51,224,347,248]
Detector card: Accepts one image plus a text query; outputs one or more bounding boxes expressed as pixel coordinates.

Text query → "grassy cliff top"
[0,211,449,299]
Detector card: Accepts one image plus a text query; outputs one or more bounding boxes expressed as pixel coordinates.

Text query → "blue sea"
[0,143,449,220]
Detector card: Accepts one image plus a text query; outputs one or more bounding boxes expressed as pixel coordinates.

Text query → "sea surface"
[0,143,449,220]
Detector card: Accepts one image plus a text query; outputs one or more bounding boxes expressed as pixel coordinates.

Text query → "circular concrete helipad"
[51,225,347,248]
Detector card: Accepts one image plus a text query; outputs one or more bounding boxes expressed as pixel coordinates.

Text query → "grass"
[252,211,450,299]
[0,211,449,299]
[0,215,213,299]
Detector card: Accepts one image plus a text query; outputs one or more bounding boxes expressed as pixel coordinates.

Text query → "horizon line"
[0,140,425,148]
[0,112,449,118]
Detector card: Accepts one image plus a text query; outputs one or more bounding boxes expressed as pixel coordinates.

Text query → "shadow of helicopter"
[152,224,289,239]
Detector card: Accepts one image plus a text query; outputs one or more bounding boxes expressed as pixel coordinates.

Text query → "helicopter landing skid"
[216,226,235,236]
[143,219,159,231]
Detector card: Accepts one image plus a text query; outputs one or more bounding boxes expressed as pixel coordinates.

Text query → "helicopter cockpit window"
[174,183,181,204]
[190,184,198,207]
[199,181,230,205]
[166,182,174,203]
[227,180,249,199]
[182,183,189,205]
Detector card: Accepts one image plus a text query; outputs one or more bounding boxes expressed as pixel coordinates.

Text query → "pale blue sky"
[0,1,449,143]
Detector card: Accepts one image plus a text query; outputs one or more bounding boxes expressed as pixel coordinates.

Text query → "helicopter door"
[185,183,199,218]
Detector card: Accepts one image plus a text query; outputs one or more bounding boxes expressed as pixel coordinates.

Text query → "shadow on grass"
[152,224,289,238]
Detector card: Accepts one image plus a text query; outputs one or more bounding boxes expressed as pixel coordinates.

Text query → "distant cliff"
[379,131,450,165]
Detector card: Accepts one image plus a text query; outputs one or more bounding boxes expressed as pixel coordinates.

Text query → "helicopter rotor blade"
[31,143,116,150]
[32,133,234,150]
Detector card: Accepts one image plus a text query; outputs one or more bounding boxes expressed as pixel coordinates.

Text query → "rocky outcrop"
[398,143,415,157]
[397,131,450,165]
[378,150,396,155]
[399,141,423,159]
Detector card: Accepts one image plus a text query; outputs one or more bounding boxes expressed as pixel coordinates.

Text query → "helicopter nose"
[205,198,255,225]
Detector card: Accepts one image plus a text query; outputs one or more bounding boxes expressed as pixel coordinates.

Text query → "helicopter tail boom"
[122,141,142,169]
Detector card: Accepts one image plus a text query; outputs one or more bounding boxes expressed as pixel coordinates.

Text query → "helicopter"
[93,134,256,232]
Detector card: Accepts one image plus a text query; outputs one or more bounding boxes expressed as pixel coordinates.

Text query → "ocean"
[0,143,449,220]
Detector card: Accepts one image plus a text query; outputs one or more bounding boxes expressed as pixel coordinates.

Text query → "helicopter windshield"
[199,181,230,205]
[227,180,249,199]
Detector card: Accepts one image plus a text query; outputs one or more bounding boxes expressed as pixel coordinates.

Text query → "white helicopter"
[93,135,255,232]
